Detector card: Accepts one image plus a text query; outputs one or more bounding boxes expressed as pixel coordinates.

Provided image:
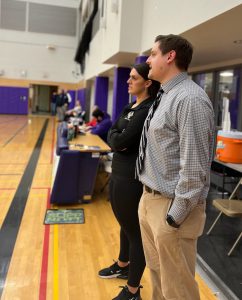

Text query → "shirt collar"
[129,96,153,110]
[161,72,188,94]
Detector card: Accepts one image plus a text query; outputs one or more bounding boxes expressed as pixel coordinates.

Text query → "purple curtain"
[112,67,130,122]
[94,77,109,111]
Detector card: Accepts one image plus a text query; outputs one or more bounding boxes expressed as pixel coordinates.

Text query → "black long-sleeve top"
[107,97,154,178]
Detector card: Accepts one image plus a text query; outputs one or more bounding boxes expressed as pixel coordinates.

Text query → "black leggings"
[109,174,145,287]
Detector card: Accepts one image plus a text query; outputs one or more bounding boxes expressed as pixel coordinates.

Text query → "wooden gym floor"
[0,115,217,300]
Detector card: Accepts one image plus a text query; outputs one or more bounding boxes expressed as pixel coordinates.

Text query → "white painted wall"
[119,0,143,52]
[101,0,122,63]
[140,0,242,52]
[17,0,81,8]
[1,0,242,84]
[82,0,242,115]
[83,0,121,80]
[85,0,242,81]
[84,30,115,80]
[89,80,95,120]
[84,0,143,80]
[0,0,82,83]
[0,29,80,82]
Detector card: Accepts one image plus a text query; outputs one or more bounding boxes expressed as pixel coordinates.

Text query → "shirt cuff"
[167,199,189,225]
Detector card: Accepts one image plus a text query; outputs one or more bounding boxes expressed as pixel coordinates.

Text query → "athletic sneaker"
[98,261,129,279]
[112,285,142,300]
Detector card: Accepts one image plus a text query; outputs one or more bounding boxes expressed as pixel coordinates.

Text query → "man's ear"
[167,50,176,63]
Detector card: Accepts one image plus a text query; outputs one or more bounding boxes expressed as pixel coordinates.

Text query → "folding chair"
[207,178,242,256]
[100,152,113,193]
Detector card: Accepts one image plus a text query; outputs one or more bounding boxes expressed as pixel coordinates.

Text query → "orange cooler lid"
[217,130,242,139]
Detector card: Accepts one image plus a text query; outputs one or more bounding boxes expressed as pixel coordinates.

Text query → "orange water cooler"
[216,130,242,163]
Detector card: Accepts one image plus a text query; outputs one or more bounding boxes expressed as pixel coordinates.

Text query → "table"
[70,133,111,201]
[211,159,242,198]
[213,158,242,174]
[51,133,111,204]
[69,133,111,153]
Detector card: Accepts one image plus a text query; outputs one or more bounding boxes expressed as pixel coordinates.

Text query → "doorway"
[30,85,58,114]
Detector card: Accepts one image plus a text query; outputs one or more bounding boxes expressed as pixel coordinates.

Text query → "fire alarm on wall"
[46,44,56,50]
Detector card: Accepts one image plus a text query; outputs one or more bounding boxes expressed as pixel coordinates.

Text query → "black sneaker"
[112,285,143,300]
[98,261,129,279]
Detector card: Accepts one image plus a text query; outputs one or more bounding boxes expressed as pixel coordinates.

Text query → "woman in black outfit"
[98,63,160,300]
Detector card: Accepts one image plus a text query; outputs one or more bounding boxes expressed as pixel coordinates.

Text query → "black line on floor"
[0,119,48,297]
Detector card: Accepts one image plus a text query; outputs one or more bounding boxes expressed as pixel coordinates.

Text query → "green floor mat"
[44,209,85,224]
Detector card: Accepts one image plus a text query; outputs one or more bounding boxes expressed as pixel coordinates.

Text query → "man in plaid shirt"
[137,34,215,300]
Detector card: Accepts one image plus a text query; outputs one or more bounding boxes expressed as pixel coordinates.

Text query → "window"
[193,72,214,103]
[217,69,240,129]
[193,69,241,130]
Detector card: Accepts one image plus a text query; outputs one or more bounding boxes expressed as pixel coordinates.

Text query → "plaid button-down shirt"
[139,72,215,224]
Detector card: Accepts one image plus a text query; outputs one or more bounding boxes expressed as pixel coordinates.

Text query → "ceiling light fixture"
[220,71,233,77]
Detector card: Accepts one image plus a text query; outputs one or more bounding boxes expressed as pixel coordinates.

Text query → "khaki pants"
[138,189,206,300]
[56,106,65,121]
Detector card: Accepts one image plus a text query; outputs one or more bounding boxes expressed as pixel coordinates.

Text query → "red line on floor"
[39,120,55,299]
[39,188,51,300]
[50,118,56,164]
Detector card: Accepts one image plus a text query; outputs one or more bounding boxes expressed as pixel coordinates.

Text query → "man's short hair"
[155,34,193,71]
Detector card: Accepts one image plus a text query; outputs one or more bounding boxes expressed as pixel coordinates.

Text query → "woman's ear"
[145,80,152,88]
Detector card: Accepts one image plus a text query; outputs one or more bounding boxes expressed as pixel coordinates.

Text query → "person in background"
[56,90,65,121]
[66,90,72,106]
[65,100,82,118]
[137,34,215,300]
[98,63,160,300]
[51,91,57,116]
[61,89,70,116]
[89,108,112,142]
[85,105,99,127]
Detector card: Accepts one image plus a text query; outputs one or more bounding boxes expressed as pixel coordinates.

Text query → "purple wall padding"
[77,89,86,110]
[67,90,76,109]
[112,67,130,122]
[135,55,148,64]
[0,86,29,114]
[94,76,109,111]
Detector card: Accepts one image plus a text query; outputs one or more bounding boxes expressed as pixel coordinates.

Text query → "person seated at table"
[65,100,86,124]
[65,100,82,117]
[85,105,99,127]
[89,108,112,142]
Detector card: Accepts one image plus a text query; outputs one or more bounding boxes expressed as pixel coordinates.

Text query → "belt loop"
[144,185,160,195]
